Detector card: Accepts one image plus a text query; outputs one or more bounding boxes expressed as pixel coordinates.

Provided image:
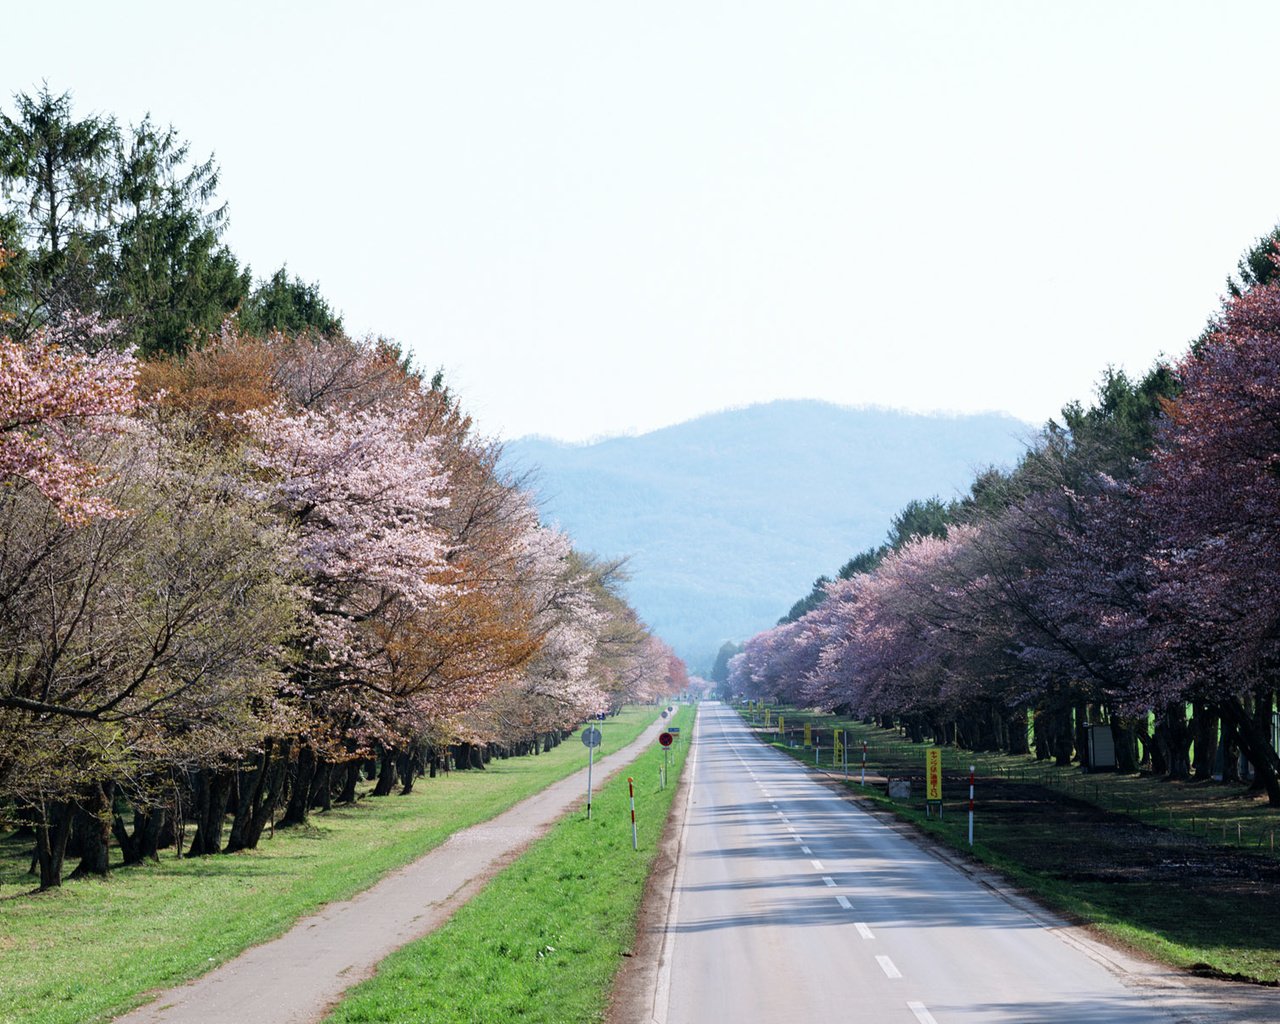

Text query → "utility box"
[1085,723,1116,771]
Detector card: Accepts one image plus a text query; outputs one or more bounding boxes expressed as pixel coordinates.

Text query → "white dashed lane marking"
[835,895,852,910]
[856,922,875,939]
[907,1002,938,1024]
[876,956,902,979]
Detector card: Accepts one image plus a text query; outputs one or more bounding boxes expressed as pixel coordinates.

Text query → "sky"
[9,1,1280,441]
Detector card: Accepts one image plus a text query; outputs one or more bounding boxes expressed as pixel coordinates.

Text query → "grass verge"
[741,706,1280,985]
[324,705,696,1024]
[0,706,659,1024]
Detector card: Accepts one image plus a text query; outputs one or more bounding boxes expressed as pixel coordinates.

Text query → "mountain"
[503,400,1032,672]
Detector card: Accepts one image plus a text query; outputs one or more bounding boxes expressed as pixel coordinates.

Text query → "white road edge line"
[876,955,902,979]
[653,711,699,1024]
[856,922,874,939]
[836,895,852,910]
[907,1001,938,1024]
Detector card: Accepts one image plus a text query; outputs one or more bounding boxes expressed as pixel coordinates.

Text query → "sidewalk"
[114,715,669,1024]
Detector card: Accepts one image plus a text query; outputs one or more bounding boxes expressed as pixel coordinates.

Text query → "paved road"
[115,713,670,1024]
[649,703,1280,1024]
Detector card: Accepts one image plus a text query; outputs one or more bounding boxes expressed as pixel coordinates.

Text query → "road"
[645,703,1279,1024]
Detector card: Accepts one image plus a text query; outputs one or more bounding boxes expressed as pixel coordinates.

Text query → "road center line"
[876,955,902,979]
[801,845,812,854]
[822,876,836,887]
[810,859,824,870]
[907,1002,938,1024]
[856,922,875,939]
[836,895,852,910]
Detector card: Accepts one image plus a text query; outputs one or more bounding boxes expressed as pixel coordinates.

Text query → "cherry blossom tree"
[0,319,137,523]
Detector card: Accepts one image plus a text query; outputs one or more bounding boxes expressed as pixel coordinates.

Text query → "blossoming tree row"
[0,318,682,889]
[731,250,1280,809]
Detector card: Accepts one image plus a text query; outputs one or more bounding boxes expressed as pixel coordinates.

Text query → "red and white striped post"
[628,776,638,850]
[968,765,975,847]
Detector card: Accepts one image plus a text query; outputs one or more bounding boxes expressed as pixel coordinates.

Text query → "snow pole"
[629,777,638,850]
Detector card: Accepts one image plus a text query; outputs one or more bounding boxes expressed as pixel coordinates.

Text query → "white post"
[968,765,975,847]
[586,734,596,819]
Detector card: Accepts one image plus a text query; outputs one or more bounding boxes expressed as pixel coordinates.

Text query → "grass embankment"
[0,706,659,1024]
[743,706,1280,985]
[325,705,696,1024]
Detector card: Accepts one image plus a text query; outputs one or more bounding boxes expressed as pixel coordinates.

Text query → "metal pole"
[629,777,638,850]
[968,765,975,847]
[586,730,596,819]
[861,742,867,786]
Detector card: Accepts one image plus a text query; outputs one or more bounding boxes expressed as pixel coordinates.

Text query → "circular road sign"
[581,727,602,748]
[661,710,669,719]
[659,732,674,748]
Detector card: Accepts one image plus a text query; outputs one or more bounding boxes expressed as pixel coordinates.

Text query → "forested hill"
[505,400,1031,671]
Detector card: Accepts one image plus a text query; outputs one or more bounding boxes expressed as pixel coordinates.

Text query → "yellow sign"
[834,729,843,761]
[803,722,812,747]
[926,748,943,801]
[764,708,772,728]
[778,715,785,733]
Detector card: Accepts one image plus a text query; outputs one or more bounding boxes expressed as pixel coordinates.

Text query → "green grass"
[742,705,1280,984]
[325,705,696,1024]
[0,707,659,1024]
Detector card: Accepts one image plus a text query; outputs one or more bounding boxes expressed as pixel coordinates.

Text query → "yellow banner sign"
[764,709,772,728]
[778,716,785,733]
[803,722,812,747]
[834,729,843,760]
[926,748,943,801]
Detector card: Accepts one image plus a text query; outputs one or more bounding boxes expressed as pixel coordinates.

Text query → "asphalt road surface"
[648,703,1279,1024]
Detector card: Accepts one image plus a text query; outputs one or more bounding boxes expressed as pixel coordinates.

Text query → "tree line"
[0,89,683,891]
[729,230,1280,807]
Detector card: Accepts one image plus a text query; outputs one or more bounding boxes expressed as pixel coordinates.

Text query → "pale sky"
[9,2,1280,440]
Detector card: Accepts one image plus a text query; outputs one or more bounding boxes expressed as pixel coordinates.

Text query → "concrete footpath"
[114,713,671,1024]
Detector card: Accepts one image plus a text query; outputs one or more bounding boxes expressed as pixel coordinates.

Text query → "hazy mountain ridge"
[505,400,1032,671]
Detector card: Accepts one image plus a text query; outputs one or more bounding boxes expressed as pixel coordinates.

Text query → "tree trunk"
[278,743,317,827]
[1155,705,1193,779]
[1110,719,1140,774]
[226,739,289,852]
[34,799,72,891]
[1220,693,1280,807]
[1008,710,1030,756]
[372,748,398,796]
[1192,703,1219,779]
[70,781,113,879]
[339,760,361,803]
[1033,710,1050,761]
[188,769,233,855]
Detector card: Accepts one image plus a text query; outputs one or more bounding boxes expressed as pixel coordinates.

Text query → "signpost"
[861,741,867,786]
[659,731,673,789]
[582,723,603,819]
[803,722,812,748]
[926,748,942,818]
[764,708,772,729]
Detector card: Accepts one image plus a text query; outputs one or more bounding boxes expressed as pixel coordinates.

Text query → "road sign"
[668,726,680,734]
[661,710,669,719]
[659,732,674,747]
[581,727,602,748]
[926,748,942,802]
[803,722,812,747]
